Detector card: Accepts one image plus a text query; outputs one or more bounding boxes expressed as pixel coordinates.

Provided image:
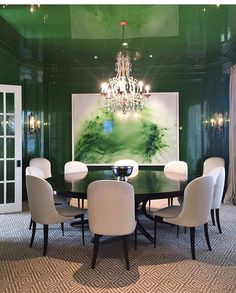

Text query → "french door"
[0,85,22,213]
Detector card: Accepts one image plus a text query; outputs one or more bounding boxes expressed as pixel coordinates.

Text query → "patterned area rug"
[1,202,236,293]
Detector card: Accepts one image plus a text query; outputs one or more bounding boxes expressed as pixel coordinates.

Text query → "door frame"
[0,84,22,213]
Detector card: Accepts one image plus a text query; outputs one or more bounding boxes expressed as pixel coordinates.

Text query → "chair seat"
[153,205,182,218]
[56,205,84,217]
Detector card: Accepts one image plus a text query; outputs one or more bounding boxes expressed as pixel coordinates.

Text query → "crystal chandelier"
[100,21,151,114]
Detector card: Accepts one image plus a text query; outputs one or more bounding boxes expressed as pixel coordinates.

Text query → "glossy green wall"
[44,63,229,176]
[0,5,232,188]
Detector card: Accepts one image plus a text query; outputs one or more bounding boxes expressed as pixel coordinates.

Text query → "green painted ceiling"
[0,4,236,66]
[0,5,179,39]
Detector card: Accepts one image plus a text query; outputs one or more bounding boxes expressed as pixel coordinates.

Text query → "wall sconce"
[215,111,224,131]
[29,112,40,135]
[203,111,226,135]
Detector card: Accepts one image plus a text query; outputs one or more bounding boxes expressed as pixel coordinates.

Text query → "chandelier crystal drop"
[100,21,151,114]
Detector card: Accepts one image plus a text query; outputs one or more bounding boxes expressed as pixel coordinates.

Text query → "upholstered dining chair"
[202,157,225,176]
[26,175,85,256]
[87,180,137,270]
[29,157,52,179]
[25,166,44,178]
[164,160,188,175]
[64,161,88,208]
[29,157,68,206]
[153,175,214,260]
[164,160,188,206]
[207,166,225,233]
[64,161,88,175]
[26,166,70,231]
[26,166,45,230]
[114,159,139,178]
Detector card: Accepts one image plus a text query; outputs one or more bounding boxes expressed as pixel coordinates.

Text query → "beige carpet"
[1,200,236,293]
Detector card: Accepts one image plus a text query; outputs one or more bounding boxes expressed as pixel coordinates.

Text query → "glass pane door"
[0,85,22,213]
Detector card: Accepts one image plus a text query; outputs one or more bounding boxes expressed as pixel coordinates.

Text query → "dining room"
[0,2,236,293]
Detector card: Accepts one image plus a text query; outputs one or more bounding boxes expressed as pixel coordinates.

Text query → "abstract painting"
[72,92,179,165]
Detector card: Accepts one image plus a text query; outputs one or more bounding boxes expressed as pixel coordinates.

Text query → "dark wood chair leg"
[177,225,179,238]
[184,227,187,234]
[29,221,36,248]
[61,223,64,236]
[154,216,157,248]
[204,223,212,251]
[148,200,151,212]
[215,208,222,234]
[190,227,196,260]
[134,226,137,250]
[81,214,85,245]
[211,209,216,226]
[92,234,100,269]
[43,224,49,256]
[29,218,33,230]
[168,197,173,206]
[81,199,84,209]
[122,235,130,270]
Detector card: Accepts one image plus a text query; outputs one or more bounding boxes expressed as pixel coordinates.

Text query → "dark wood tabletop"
[47,169,192,205]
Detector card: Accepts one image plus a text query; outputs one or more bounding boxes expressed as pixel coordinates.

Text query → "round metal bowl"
[112,166,133,181]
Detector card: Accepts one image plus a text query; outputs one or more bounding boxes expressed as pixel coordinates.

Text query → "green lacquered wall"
[44,63,229,177]
[0,5,233,190]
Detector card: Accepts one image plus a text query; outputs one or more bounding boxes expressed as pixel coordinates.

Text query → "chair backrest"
[208,166,225,209]
[29,158,52,179]
[164,161,188,175]
[177,176,214,227]
[64,161,88,175]
[26,175,61,224]
[87,180,136,236]
[114,159,139,177]
[203,157,225,176]
[25,166,44,178]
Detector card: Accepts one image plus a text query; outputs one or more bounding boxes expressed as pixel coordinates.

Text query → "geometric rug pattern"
[1,202,236,293]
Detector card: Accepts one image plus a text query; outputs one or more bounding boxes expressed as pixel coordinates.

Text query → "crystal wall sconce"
[29,112,40,135]
[203,111,229,135]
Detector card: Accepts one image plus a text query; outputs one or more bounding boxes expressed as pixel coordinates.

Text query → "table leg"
[136,217,154,243]
[140,200,155,221]
[135,201,154,243]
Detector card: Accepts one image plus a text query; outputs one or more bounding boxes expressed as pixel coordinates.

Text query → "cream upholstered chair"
[25,166,44,178]
[64,161,88,174]
[29,157,52,179]
[164,160,188,206]
[153,175,214,260]
[87,180,137,270]
[203,157,225,176]
[64,161,88,208]
[207,166,225,233]
[202,157,225,228]
[164,160,188,175]
[26,166,45,230]
[114,159,139,178]
[29,157,68,206]
[26,175,85,256]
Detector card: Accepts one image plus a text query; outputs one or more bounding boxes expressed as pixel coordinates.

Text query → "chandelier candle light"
[101,20,151,114]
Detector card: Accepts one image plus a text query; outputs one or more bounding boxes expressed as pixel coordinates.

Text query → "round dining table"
[47,169,192,242]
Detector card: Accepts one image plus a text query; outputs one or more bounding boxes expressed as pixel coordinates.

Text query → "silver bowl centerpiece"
[112,166,133,181]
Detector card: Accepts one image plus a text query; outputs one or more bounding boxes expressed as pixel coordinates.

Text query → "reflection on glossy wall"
[0,5,233,188]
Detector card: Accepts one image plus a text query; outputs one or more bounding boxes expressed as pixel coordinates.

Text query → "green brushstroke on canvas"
[74,108,169,163]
